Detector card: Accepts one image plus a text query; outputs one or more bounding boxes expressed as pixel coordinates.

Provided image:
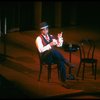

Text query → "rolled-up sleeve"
[35,36,51,53]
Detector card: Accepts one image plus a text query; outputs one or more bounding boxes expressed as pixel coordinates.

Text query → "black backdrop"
[0,1,100,32]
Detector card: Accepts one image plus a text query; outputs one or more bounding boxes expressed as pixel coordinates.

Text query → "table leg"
[69,52,71,74]
[69,52,75,80]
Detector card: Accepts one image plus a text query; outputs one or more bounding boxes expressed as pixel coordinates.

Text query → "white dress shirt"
[35,34,63,53]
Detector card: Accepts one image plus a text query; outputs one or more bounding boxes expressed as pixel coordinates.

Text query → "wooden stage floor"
[0,27,100,99]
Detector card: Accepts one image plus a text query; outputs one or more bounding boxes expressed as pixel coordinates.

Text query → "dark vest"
[40,34,54,46]
[39,34,56,58]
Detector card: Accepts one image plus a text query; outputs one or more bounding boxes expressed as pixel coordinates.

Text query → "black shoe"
[60,79,71,89]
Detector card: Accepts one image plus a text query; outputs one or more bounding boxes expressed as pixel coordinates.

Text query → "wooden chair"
[36,48,60,82]
[76,39,97,80]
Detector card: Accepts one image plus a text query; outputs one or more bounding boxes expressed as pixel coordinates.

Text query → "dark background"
[0,1,100,32]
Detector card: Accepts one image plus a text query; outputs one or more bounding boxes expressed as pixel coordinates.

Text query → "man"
[35,22,74,82]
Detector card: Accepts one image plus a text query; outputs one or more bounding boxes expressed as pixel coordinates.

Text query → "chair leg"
[69,66,71,74]
[92,63,94,75]
[57,65,60,80]
[94,62,97,80]
[76,62,81,77]
[82,63,85,80]
[38,64,43,81]
[48,65,51,82]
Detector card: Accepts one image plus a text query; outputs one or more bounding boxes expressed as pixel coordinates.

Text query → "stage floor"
[0,27,100,99]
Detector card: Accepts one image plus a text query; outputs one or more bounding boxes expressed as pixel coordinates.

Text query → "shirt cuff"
[48,44,52,50]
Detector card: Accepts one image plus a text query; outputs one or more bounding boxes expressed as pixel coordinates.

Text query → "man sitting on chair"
[35,22,74,82]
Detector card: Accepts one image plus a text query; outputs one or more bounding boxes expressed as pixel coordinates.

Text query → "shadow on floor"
[0,58,34,76]
[0,74,31,99]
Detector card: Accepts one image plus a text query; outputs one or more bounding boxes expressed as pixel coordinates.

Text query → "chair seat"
[81,58,97,63]
[36,46,59,82]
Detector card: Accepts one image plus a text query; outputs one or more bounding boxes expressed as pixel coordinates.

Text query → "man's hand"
[58,32,63,38]
[49,39,57,47]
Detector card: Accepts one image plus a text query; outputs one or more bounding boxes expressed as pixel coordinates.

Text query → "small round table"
[63,43,80,79]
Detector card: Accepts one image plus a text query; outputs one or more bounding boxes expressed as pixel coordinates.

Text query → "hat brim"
[40,25,48,29]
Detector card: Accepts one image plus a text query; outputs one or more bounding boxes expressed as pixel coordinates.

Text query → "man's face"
[41,27,49,35]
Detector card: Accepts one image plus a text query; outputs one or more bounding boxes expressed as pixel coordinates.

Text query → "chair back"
[35,45,43,65]
[79,39,95,60]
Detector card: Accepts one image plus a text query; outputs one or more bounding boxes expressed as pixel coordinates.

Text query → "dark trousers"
[41,49,68,81]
